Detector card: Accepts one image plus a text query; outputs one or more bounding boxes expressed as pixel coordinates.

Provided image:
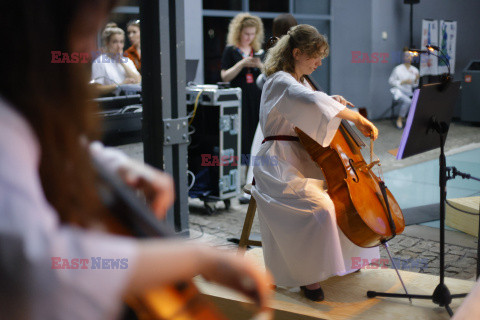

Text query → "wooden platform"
[196,248,475,320]
[446,196,480,237]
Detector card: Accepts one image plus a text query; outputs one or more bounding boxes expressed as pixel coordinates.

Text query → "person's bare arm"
[336,108,378,140]
[125,241,272,312]
[221,58,247,83]
[120,62,141,83]
[221,57,262,83]
[91,83,117,96]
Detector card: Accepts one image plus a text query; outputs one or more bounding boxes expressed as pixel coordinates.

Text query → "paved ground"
[116,118,480,282]
[188,198,479,281]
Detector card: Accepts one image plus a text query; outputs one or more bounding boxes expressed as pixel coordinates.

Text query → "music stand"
[367,81,468,316]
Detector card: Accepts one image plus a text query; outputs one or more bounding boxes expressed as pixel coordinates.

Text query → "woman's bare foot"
[396,117,403,129]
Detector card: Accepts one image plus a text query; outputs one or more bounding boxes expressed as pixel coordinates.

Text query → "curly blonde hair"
[263,24,329,79]
[226,13,264,52]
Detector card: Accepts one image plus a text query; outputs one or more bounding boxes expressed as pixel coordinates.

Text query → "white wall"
[332,0,480,119]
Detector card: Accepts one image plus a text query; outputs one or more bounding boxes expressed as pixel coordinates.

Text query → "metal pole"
[140,0,189,234]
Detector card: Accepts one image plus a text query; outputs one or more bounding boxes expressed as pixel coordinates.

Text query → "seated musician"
[388,48,419,129]
[91,25,142,96]
[251,24,380,301]
[0,1,271,318]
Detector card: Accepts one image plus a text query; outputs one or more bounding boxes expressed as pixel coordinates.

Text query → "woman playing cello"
[252,24,379,301]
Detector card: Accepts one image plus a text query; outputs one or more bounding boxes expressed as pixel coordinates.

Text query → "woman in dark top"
[221,13,264,155]
[125,19,141,72]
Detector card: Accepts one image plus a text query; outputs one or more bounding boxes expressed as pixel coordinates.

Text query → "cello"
[294,76,405,248]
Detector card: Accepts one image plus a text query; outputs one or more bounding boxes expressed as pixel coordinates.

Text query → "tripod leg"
[383,242,412,302]
[445,304,453,317]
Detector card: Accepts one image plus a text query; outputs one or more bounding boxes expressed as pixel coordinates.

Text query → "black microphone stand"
[367,117,468,316]
[367,46,470,317]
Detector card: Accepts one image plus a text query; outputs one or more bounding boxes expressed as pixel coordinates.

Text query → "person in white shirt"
[388,49,420,129]
[251,24,379,302]
[91,26,142,96]
[0,1,272,319]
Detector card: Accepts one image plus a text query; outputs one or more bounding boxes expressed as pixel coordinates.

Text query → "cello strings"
[370,134,384,181]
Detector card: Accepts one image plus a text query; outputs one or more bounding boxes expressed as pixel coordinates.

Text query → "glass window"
[249,0,288,13]
[294,0,330,15]
[203,0,242,10]
[297,19,330,93]
[262,18,274,47]
[203,17,231,84]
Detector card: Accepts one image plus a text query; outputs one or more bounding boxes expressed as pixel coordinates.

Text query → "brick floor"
[188,198,478,282]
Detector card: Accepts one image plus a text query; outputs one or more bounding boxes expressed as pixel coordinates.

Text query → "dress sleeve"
[89,141,131,174]
[125,57,141,77]
[388,66,401,88]
[91,58,107,85]
[413,67,420,87]
[273,74,345,147]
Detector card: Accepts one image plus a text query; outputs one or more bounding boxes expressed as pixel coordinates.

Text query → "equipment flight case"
[186,85,242,214]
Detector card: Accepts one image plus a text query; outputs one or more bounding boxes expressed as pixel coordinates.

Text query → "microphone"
[408,48,429,56]
[424,44,452,89]
[426,44,440,51]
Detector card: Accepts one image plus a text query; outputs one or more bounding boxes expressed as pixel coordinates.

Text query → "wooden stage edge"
[195,248,476,320]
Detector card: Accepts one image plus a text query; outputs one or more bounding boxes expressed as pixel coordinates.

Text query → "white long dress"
[251,71,379,287]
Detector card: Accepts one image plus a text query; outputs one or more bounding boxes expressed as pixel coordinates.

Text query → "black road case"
[187,85,241,213]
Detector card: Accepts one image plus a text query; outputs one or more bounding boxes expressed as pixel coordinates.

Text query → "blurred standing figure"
[272,14,298,43]
[255,13,298,89]
[388,48,419,129]
[240,13,298,204]
[221,13,264,156]
[125,19,141,72]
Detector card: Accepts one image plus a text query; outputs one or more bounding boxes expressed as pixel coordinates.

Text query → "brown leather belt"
[261,135,299,144]
[252,135,299,186]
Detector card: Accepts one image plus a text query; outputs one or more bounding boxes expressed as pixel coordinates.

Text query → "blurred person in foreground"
[0,1,272,318]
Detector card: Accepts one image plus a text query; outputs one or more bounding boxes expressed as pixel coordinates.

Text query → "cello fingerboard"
[340,120,366,148]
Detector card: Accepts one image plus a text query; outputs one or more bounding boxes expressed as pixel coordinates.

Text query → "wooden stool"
[238,184,262,253]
